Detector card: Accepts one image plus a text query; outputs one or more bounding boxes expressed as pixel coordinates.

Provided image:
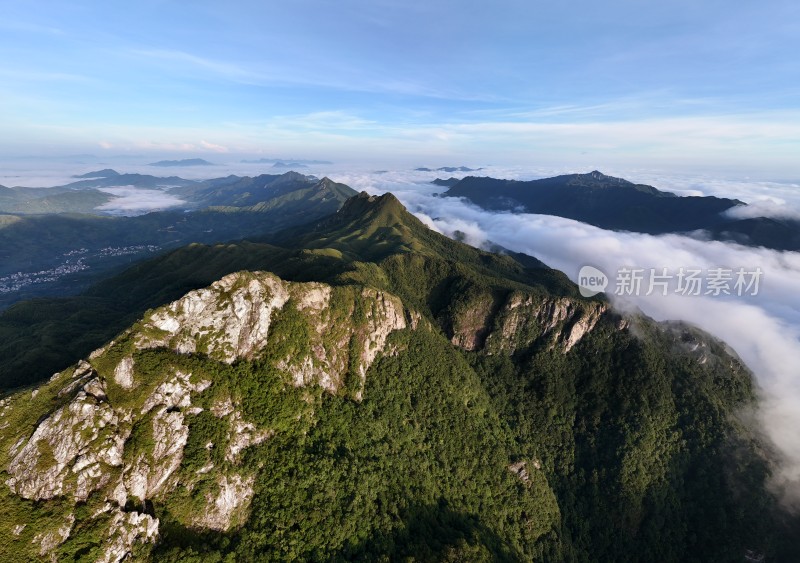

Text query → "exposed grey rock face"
[132,272,408,395]
[356,288,408,385]
[0,270,415,558]
[6,375,124,501]
[113,356,135,389]
[140,370,211,414]
[192,473,256,531]
[224,409,273,464]
[125,406,188,502]
[139,272,291,363]
[33,512,74,561]
[99,507,159,563]
[508,460,531,483]
[442,287,608,355]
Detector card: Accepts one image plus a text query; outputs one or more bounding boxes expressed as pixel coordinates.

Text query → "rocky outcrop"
[133,272,408,394]
[140,370,211,414]
[448,294,496,351]
[100,507,159,563]
[139,272,290,363]
[124,407,188,502]
[508,459,542,485]
[224,409,273,464]
[6,374,125,502]
[443,286,608,356]
[33,513,74,562]
[192,473,255,531]
[481,292,608,354]
[0,270,415,559]
[352,288,407,398]
[113,356,135,389]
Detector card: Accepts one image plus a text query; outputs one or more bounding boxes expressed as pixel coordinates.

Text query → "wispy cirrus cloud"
[200,140,229,153]
[129,48,266,83]
[127,47,497,102]
[265,111,378,132]
[0,69,91,83]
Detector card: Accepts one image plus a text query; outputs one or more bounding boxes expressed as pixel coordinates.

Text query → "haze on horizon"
[1,0,799,178]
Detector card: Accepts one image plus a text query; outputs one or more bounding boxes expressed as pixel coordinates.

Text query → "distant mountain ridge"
[149,158,214,167]
[445,171,800,250]
[72,169,120,178]
[0,170,333,214]
[431,177,460,187]
[64,172,196,191]
[272,161,308,169]
[0,172,357,309]
[170,171,338,208]
[416,166,482,172]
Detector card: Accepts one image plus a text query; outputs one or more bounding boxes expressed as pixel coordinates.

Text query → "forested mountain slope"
[0,192,797,561]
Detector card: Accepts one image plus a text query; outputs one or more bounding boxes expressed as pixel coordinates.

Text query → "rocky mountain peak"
[0,270,414,560]
[337,191,406,218]
[573,170,632,186]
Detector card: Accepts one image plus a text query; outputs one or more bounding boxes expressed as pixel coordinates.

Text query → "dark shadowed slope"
[444,171,800,250]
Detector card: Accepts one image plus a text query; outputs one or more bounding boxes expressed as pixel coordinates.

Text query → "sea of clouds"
[3,157,799,505]
[330,165,800,508]
[94,186,186,216]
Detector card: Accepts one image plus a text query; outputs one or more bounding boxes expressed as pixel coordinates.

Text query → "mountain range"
[2,166,796,332]
[149,159,214,167]
[240,158,332,165]
[0,172,357,309]
[444,171,800,251]
[416,166,482,172]
[0,190,798,561]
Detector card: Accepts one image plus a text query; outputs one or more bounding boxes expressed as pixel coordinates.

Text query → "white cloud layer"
[725,200,800,221]
[3,158,799,506]
[336,167,800,509]
[95,186,185,216]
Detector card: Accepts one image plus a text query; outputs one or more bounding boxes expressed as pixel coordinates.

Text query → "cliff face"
[445,289,608,354]
[0,266,608,561]
[0,271,412,562]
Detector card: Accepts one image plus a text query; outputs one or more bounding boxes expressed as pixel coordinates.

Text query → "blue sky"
[1,0,799,174]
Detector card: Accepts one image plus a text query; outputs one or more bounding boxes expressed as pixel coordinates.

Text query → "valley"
[0,189,798,561]
[0,171,357,309]
[0,168,798,562]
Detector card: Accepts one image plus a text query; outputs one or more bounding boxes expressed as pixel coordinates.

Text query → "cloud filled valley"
[333,166,800,508]
[3,159,800,508]
[95,186,186,215]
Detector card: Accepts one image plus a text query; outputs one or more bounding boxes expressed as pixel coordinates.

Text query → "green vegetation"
[0,190,797,561]
[469,319,798,561]
[0,193,576,390]
[0,171,357,309]
[0,189,113,215]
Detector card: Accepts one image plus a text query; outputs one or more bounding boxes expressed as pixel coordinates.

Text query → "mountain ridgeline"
[0,192,797,561]
[0,169,347,215]
[0,172,357,308]
[444,171,800,250]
